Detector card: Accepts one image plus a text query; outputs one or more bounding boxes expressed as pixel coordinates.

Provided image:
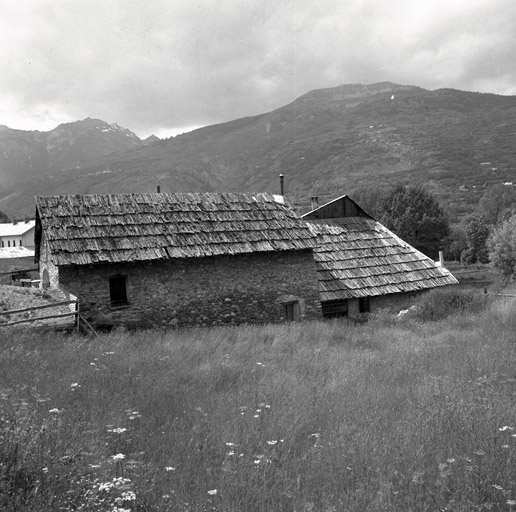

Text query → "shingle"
[35,193,316,265]
[308,219,458,301]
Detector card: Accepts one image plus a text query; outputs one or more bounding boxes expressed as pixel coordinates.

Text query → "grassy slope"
[2,297,516,511]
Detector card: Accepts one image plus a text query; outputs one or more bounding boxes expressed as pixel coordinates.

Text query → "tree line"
[351,183,516,281]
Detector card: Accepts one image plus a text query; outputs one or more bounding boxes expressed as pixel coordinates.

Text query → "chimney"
[438,250,445,268]
[279,174,284,195]
[157,185,161,193]
[310,196,319,210]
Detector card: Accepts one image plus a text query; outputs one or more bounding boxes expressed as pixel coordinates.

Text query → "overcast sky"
[1,0,516,138]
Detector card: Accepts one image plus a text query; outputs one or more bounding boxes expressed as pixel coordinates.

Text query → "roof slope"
[35,193,316,266]
[309,218,458,301]
[0,247,34,259]
[0,220,36,237]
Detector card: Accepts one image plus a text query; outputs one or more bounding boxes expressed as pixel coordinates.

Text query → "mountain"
[0,117,143,198]
[2,82,516,221]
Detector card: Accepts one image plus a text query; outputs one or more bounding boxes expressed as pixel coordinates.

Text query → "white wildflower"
[48,408,61,413]
[115,491,136,502]
[164,466,176,471]
[207,489,217,495]
[111,453,126,461]
[499,426,514,431]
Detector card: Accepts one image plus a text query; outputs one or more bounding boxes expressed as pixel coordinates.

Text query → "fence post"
[76,300,80,334]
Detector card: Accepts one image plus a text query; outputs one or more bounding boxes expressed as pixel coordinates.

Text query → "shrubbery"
[399,287,489,321]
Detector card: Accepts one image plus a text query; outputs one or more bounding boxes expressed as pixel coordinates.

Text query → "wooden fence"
[0,267,39,276]
[0,300,98,336]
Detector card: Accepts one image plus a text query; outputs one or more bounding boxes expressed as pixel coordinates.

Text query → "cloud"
[1,0,516,137]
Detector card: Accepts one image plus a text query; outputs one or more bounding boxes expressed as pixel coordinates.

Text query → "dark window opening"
[359,297,370,313]
[283,301,300,321]
[322,300,348,318]
[7,241,10,247]
[109,275,128,307]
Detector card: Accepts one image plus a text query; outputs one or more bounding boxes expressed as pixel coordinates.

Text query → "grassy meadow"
[2,289,516,511]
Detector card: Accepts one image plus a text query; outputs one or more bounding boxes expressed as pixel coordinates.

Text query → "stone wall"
[57,249,322,329]
[38,233,60,289]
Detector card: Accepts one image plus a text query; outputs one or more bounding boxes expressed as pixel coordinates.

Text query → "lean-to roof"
[308,218,458,301]
[0,247,34,259]
[35,192,316,266]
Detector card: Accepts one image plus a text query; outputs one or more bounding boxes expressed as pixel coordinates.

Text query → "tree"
[349,185,389,219]
[444,225,467,262]
[488,213,516,278]
[461,214,490,264]
[0,209,9,223]
[380,184,449,258]
[479,184,516,225]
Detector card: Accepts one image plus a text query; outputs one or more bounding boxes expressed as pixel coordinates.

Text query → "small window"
[1,241,3,248]
[283,301,300,321]
[7,241,10,247]
[19,240,22,246]
[359,297,370,313]
[12,240,15,247]
[109,275,128,307]
[322,300,348,318]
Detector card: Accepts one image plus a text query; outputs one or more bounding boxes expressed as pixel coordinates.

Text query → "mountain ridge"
[2,83,516,221]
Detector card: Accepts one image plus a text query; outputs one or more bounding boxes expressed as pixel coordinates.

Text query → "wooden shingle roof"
[35,193,316,266]
[308,218,458,301]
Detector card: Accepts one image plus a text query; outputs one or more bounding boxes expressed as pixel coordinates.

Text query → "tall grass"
[2,298,516,511]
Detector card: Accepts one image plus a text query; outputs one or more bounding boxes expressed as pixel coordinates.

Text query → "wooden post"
[76,300,80,334]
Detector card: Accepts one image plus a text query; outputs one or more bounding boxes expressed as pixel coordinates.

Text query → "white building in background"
[0,220,36,250]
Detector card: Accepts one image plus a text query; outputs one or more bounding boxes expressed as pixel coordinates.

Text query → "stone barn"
[303,194,458,318]
[35,192,322,329]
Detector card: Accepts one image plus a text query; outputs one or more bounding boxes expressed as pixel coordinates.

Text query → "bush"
[404,287,488,321]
